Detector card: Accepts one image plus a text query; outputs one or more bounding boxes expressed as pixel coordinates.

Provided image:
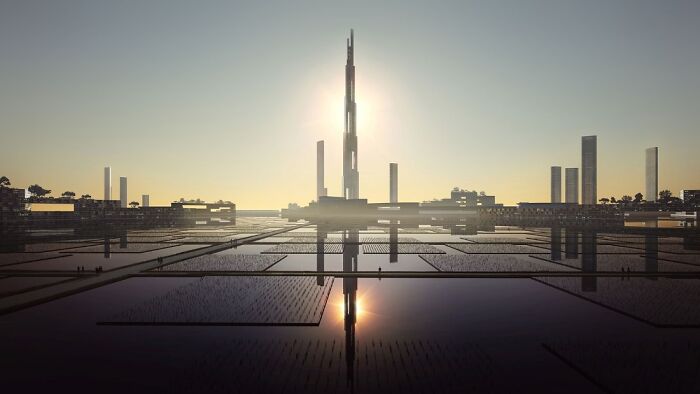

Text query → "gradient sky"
[1,0,699,209]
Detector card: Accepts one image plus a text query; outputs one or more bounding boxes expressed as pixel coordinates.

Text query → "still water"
[1,218,699,393]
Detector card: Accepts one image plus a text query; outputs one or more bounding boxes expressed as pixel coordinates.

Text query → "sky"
[1,0,699,209]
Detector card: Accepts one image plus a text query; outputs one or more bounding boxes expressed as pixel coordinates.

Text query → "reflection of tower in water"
[551,226,561,261]
[103,236,111,258]
[645,233,659,274]
[389,220,398,263]
[316,224,327,286]
[581,230,597,292]
[565,229,578,259]
[342,228,358,389]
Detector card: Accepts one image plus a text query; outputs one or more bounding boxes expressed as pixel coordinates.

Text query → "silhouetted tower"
[565,168,579,204]
[646,147,658,202]
[317,140,327,200]
[581,135,597,205]
[551,166,561,203]
[119,176,127,208]
[390,163,398,203]
[103,166,112,200]
[343,29,359,199]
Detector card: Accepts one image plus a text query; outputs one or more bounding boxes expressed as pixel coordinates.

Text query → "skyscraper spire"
[343,29,359,199]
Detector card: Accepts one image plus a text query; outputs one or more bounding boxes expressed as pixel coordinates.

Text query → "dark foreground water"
[1,218,699,393]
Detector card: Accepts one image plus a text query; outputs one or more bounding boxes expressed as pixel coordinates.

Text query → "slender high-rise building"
[103,166,112,200]
[389,163,398,203]
[120,177,127,208]
[581,135,597,205]
[645,147,658,202]
[317,140,326,200]
[342,29,359,199]
[142,194,150,208]
[565,168,579,204]
[551,166,561,203]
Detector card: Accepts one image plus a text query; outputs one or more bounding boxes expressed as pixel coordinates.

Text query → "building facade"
[645,147,658,202]
[342,29,359,199]
[317,140,327,200]
[551,166,561,203]
[681,190,700,202]
[565,168,579,204]
[104,166,111,200]
[119,177,127,208]
[390,163,398,203]
[582,135,597,205]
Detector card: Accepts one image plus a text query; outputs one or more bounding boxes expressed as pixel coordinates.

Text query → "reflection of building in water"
[581,230,597,292]
[103,236,111,258]
[565,229,578,259]
[342,228,359,389]
[316,224,327,286]
[645,233,658,274]
[551,226,561,260]
[389,220,398,263]
[683,234,700,250]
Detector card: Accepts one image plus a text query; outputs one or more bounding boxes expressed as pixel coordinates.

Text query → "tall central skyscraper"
[581,135,597,205]
[342,29,359,199]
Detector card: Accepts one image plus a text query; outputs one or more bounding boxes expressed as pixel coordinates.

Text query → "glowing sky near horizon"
[1,1,699,209]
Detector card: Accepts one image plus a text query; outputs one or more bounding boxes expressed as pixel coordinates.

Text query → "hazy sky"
[1,0,698,208]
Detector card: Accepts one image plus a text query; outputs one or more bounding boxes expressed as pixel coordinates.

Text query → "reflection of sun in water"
[335,297,366,318]
[333,292,376,326]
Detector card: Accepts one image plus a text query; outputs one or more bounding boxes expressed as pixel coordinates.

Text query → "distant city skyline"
[1,1,699,208]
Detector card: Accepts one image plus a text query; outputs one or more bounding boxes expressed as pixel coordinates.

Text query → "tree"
[659,189,672,201]
[80,194,92,199]
[129,201,140,208]
[621,195,633,203]
[61,191,76,199]
[0,176,10,188]
[610,196,617,204]
[28,184,51,197]
[599,198,610,204]
[634,193,643,203]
